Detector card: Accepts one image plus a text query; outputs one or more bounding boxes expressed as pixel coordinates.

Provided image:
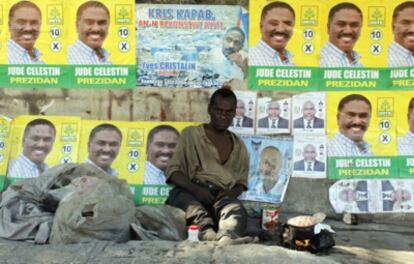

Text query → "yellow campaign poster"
[321,0,388,68]
[0,3,7,63]
[397,92,414,142]
[326,91,398,179]
[397,91,414,177]
[388,0,414,68]
[249,0,323,67]
[78,120,146,187]
[78,120,196,205]
[248,0,324,91]
[6,115,81,180]
[0,0,136,88]
[65,0,135,65]
[139,121,197,205]
[3,0,65,64]
[0,116,11,191]
[64,0,136,88]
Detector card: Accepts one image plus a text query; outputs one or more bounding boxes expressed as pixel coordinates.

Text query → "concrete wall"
[0,87,290,121]
[2,0,249,120]
[2,0,412,225]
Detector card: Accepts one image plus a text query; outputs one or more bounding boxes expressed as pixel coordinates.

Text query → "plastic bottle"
[187,225,199,241]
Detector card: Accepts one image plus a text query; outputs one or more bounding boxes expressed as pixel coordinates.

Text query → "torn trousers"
[166,182,247,240]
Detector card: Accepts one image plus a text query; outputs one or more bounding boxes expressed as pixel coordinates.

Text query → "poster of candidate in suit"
[380,180,413,213]
[292,135,326,178]
[329,180,373,214]
[229,91,256,135]
[292,92,325,135]
[256,97,291,135]
[330,179,414,214]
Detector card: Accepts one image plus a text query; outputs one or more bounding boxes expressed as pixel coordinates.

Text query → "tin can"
[261,209,279,230]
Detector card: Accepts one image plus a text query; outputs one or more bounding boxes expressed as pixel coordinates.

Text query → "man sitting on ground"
[165,87,253,245]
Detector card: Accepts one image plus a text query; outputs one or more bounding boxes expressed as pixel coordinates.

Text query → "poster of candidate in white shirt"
[239,135,292,204]
[136,4,247,88]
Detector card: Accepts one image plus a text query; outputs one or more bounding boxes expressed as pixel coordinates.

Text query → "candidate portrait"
[388,2,414,67]
[249,1,295,66]
[250,146,282,196]
[206,27,247,83]
[293,100,324,129]
[338,181,369,212]
[320,2,363,67]
[398,97,414,155]
[144,125,180,185]
[67,1,111,64]
[86,123,122,176]
[231,99,253,128]
[7,119,56,178]
[328,94,372,156]
[258,101,289,129]
[293,144,325,172]
[7,1,44,64]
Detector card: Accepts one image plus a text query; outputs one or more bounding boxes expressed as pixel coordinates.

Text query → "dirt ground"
[0,217,412,264]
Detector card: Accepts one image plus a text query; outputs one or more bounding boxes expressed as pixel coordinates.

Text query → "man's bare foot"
[217,236,254,246]
[199,228,217,241]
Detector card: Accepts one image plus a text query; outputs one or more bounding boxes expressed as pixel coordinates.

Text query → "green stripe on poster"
[131,184,172,205]
[328,156,399,179]
[0,65,136,89]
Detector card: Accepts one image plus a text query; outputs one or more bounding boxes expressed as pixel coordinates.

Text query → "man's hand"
[228,52,248,76]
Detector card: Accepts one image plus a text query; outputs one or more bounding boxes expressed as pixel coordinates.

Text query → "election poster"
[388,0,414,89]
[320,0,389,68]
[326,91,398,179]
[78,120,195,205]
[319,0,389,90]
[137,121,196,205]
[6,115,81,182]
[229,91,256,135]
[292,135,326,178]
[0,116,11,191]
[247,0,414,91]
[1,0,66,88]
[248,0,323,91]
[397,92,414,177]
[65,0,136,88]
[330,179,375,214]
[239,135,292,205]
[330,179,414,214]
[0,0,136,89]
[256,96,291,135]
[136,4,246,88]
[292,92,326,135]
[78,120,145,203]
